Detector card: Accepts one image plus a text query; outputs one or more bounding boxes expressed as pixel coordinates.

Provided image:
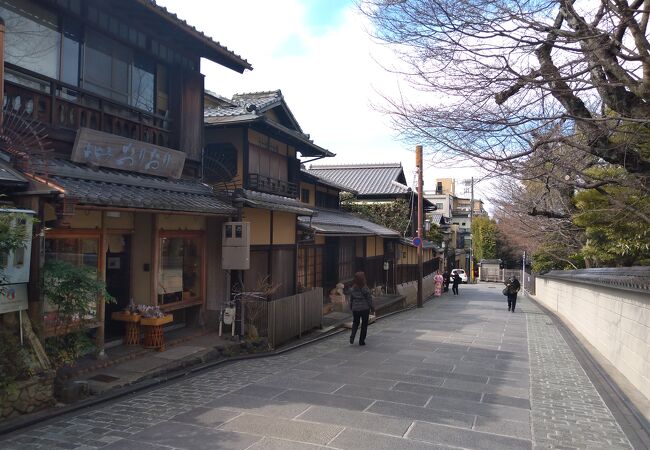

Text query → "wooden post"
[416,145,424,308]
[96,211,107,358]
[0,16,5,132]
[151,214,159,306]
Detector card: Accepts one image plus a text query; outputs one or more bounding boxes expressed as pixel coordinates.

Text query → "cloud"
[157,0,492,210]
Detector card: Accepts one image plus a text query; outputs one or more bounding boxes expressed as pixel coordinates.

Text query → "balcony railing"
[247,173,298,198]
[3,64,172,149]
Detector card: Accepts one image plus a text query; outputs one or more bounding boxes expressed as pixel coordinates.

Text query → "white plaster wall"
[535,278,650,401]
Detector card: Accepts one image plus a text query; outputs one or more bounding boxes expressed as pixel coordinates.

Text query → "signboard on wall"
[0,284,28,314]
[71,128,186,179]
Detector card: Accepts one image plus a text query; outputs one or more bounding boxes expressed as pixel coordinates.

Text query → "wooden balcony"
[3,64,172,149]
[247,173,298,198]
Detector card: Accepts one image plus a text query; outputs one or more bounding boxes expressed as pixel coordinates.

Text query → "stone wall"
[397,273,435,306]
[0,371,56,420]
[534,271,650,402]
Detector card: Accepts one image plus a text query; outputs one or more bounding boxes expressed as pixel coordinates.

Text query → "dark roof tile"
[28,159,234,215]
[307,163,410,196]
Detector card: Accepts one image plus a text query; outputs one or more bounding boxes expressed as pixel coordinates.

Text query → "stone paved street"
[0,284,634,449]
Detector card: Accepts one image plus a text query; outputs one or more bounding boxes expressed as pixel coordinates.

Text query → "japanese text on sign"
[71,128,185,179]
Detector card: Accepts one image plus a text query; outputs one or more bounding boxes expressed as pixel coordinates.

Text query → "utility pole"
[0,17,5,133]
[469,177,474,283]
[522,250,526,292]
[416,145,424,308]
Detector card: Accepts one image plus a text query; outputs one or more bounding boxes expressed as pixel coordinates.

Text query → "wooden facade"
[2,0,250,350]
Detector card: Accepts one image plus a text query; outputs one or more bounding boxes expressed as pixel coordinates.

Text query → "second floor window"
[248,144,288,182]
[301,189,310,204]
[1,0,163,115]
[1,0,60,80]
[84,31,155,112]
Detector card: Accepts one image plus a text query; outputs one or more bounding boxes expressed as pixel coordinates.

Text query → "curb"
[0,304,417,437]
[525,292,650,450]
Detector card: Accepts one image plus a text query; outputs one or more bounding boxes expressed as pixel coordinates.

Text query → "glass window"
[301,189,310,204]
[159,236,201,304]
[44,237,99,269]
[61,18,81,86]
[83,30,129,103]
[0,0,60,79]
[131,55,154,112]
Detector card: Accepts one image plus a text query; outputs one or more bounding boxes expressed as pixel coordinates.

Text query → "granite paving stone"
[0,284,637,449]
[333,384,429,406]
[367,400,476,428]
[205,394,311,419]
[219,413,342,445]
[170,406,241,426]
[127,421,262,449]
[296,405,413,436]
[274,389,374,411]
[407,420,532,449]
[329,428,454,450]
[426,394,531,422]
[391,381,484,401]
[246,437,330,449]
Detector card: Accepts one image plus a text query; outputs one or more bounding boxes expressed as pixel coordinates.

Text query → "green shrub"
[0,329,35,388]
[42,260,113,329]
[44,332,95,369]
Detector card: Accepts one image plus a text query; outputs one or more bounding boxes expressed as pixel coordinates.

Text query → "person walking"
[443,271,450,292]
[434,270,444,297]
[451,271,461,295]
[347,271,375,346]
[504,275,521,312]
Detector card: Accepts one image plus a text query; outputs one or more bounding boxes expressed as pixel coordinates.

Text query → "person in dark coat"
[504,276,521,312]
[442,271,450,292]
[347,271,375,346]
[451,271,461,295]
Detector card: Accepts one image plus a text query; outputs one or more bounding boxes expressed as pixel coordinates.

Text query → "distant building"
[424,178,487,273]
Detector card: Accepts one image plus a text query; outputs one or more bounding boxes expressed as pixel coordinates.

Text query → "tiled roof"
[137,0,252,72]
[205,90,283,119]
[540,267,650,293]
[205,91,333,158]
[0,160,28,187]
[299,169,358,194]
[241,189,315,216]
[307,163,410,196]
[27,159,235,215]
[298,208,399,237]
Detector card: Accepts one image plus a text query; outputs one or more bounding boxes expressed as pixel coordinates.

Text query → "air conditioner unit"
[222,222,250,270]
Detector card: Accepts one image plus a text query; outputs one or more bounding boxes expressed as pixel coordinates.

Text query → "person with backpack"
[504,275,521,312]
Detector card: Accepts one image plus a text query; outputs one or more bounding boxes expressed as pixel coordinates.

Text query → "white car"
[450,269,468,284]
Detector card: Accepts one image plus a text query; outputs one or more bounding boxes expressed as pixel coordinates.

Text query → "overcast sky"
[157,0,494,208]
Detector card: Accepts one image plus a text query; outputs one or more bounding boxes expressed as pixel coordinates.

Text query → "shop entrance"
[105,234,131,339]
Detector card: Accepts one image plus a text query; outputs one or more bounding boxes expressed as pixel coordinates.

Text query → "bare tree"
[361,0,650,188]
[491,177,586,268]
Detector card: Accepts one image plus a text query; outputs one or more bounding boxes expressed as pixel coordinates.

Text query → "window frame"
[157,230,205,309]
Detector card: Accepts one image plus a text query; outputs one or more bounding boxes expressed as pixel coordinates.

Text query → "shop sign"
[0,283,28,314]
[71,128,185,179]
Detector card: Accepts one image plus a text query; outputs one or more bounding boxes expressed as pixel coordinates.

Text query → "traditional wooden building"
[297,170,401,295]
[0,0,251,350]
[306,163,439,285]
[203,90,333,298]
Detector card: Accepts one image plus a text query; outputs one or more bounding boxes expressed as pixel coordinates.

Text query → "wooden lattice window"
[203,143,238,183]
